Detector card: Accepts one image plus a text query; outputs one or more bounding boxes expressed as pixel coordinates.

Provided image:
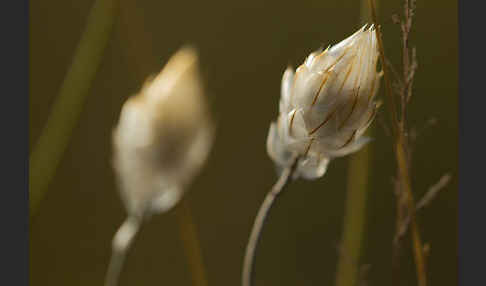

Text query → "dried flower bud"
[112,47,214,217]
[267,25,382,179]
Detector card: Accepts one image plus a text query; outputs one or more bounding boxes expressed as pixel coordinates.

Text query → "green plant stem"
[29,0,118,217]
[335,135,372,286]
[334,4,376,286]
[176,198,209,286]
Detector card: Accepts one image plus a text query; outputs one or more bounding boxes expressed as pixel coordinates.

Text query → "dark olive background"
[30,0,457,285]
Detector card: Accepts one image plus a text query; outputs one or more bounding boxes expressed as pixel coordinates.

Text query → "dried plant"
[368,0,450,285]
[243,25,382,286]
[106,46,214,286]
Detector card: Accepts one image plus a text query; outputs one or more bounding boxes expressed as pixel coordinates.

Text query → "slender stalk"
[367,0,399,133]
[334,4,375,286]
[242,156,299,286]
[335,144,371,286]
[29,0,118,217]
[367,1,427,285]
[176,199,209,286]
[392,178,406,283]
[104,216,142,286]
[396,137,426,286]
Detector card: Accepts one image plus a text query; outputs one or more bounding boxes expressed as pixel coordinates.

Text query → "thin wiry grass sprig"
[367,1,435,286]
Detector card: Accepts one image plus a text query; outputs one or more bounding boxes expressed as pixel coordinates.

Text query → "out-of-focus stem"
[335,141,371,286]
[29,0,118,217]
[334,4,376,286]
[361,0,377,24]
[176,198,209,286]
[367,1,427,286]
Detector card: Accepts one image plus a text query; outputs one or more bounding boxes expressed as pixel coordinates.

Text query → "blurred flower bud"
[112,47,214,217]
[267,25,382,179]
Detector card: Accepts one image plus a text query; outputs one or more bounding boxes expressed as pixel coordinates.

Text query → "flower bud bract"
[267,25,382,179]
[112,47,214,217]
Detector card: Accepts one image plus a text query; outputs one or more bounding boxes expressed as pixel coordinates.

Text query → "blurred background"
[29,0,457,285]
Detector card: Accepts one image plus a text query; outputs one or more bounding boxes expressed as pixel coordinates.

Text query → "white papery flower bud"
[267,24,382,179]
[112,47,214,217]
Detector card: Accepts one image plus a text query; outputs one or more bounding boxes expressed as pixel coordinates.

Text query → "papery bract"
[112,47,214,217]
[267,25,382,179]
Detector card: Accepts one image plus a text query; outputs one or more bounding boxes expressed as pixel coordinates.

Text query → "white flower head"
[112,46,214,217]
[267,24,382,179]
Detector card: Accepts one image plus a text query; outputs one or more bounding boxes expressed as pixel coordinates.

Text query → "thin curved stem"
[242,156,299,286]
[104,216,141,286]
